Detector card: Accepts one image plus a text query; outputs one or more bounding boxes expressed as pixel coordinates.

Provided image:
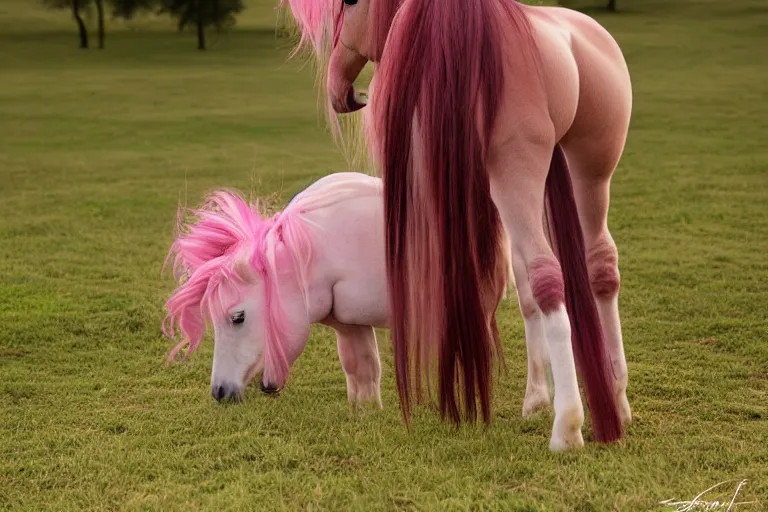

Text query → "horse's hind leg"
[560,141,632,426]
[511,249,551,417]
[490,141,584,451]
[500,216,550,417]
[559,26,633,424]
[331,322,383,408]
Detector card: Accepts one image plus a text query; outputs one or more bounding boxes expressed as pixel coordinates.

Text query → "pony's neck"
[258,217,315,389]
[264,211,326,324]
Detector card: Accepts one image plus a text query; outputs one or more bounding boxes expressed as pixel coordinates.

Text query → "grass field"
[1,0,767,510]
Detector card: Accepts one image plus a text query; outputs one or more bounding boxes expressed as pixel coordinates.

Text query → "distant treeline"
[46,0,620,52]
[43,0,245,50]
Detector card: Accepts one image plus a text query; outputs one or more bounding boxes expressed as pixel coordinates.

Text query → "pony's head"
[163,191,311,402]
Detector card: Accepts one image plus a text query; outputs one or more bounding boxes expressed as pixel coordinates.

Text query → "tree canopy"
[159,0,245,50]
[43,0,246,50]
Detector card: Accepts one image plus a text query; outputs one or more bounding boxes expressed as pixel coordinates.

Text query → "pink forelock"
[332,2,343,49]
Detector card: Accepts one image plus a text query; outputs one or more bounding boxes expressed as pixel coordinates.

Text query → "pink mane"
[162,189,314,387]
[279,0,400,62]
[279,0,338,56]
[366,0,401,61]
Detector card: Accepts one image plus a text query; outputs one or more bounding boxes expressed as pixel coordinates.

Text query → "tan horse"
[282,0,632,451]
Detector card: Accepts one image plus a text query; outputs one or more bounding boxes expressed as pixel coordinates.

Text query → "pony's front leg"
[490,143,584,451]
[333,323,383,408]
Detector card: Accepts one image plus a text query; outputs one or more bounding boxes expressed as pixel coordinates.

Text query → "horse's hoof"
[549,407,585,452]
[522,387,550,418]
[617,390,632,425]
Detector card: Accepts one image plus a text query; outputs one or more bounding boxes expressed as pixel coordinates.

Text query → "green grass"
[1,0,767,510]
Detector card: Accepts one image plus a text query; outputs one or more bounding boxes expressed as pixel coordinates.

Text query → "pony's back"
[288,172,382,213]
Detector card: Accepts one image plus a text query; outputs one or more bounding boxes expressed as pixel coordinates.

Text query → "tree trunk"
[72,0,88,49]
[607,0,617,12]
[196,19,205,50]
[95,0,105,49]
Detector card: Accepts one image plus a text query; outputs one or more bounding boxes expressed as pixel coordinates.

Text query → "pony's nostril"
[212,385,227,401]
[213,384,244,403]
[260,381,280,395]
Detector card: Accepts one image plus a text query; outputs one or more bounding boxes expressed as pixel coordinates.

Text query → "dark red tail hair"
[546,145,623,443]
[374,0,526,424]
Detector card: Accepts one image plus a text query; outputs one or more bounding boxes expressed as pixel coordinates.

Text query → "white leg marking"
[543,304,584,451]
[522,307,551,417]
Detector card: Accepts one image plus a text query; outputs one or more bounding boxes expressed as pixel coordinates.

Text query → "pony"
[280,0,633,451]
[162,172,513,407]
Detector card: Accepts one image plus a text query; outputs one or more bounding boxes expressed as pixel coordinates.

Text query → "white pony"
[163,172,516,407]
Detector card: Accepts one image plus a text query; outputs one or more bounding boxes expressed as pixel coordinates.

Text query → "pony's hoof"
[522,387,550,418]
[347,380,383,410]
[349,397,383,411]
[549,407,585,452]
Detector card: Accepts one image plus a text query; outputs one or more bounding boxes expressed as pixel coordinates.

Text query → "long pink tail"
[375,0,518,424]
[546,144,623,443]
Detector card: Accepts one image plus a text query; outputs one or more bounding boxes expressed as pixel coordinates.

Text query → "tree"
[111,0,157,19]
[43,0,114,48]
[44,0,90,48]
[43,0,158,50]
[44,0,245,51]
[95,0,105,48]
[159,0,245,50]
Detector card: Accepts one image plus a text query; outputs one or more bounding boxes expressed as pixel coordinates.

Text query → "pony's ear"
[233,257,258,284]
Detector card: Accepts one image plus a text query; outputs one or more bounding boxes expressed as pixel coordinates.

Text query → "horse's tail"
[545,144,623,443]
[374,0,527,424]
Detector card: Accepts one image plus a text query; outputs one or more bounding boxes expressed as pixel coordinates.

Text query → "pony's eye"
[231,311,245,325]
[343,0,357,5]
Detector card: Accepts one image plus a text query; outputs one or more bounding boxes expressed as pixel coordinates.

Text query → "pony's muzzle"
[212,383,243,403]
[259,381,281,396]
